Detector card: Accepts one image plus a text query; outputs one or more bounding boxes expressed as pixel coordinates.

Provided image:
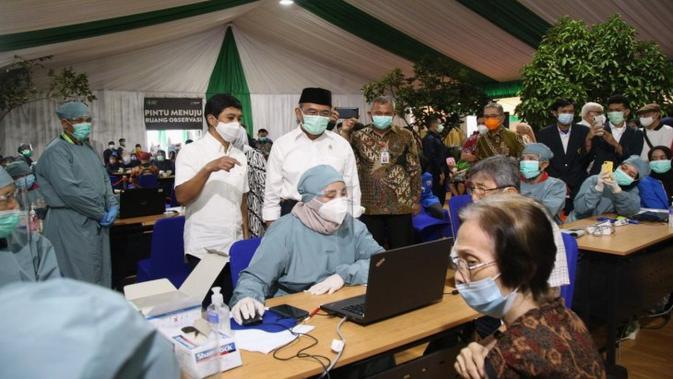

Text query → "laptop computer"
[119,188,166,219]
[321,238,451,325]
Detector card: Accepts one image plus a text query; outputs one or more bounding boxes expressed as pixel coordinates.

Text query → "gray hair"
[468,155,520,191]
[484,102,504,115]
[580,102,603,119]
[370,96,396,110]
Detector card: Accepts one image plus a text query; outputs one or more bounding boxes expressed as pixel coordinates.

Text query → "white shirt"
[175,132,249,257]
[550,222,570,288]
[609,122,626,143]
[262,127,361,221]
[557,125,572,153]
[641,123,673,160]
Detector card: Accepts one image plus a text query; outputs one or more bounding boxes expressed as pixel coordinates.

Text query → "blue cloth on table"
[230,309,297,333]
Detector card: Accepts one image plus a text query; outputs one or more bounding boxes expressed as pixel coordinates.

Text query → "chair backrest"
[229,238,262,286]
[149,216,186,275]
[138,174,159,189]
[448,195,472,238]
[412,208,450,242]
[560,232,579,308]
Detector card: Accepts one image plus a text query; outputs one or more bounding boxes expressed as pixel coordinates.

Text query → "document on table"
[233,324,315,354]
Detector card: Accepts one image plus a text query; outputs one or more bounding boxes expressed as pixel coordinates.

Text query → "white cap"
[210,287,223,306]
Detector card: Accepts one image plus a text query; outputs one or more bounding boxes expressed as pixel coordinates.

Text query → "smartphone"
[335,107,359,120]
[269,304,309,320]
[601,161,613,174]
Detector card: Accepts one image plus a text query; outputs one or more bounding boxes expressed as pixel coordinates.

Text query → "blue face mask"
[71,122,92,141]
[301,114,330,136]
[557,113,574,125]
[372,115,393,130]
[519,160,541,179]
[16,174,35,190]
[456,274,518,318]
[0,210,21,239]
[650,160,671,174]
[614,167,635,186]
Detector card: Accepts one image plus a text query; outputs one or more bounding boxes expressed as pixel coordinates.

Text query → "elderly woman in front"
[229,165,383,324]
[453,194,605,378]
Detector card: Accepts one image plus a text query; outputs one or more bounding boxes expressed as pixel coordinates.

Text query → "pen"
[303,307,321,322]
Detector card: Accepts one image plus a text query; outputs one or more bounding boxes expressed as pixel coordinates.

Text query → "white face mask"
[477,124,488,135]
[640,116,655,128]
[215,121,241,142]
[318,197,349,225]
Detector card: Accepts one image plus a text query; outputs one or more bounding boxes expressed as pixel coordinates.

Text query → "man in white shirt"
[638,103,673,160]
[175,94,249,289]
[263,87,361,223]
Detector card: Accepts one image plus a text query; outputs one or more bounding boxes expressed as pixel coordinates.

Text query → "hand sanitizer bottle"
[206,287,231,336]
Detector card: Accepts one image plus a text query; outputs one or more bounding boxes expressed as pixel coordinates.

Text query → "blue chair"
[412,208,451,242]
[448,195,472,238]
[136,216,189,287]
[137,174,159,189]
[560,232,579,308]
[229,238,262,287]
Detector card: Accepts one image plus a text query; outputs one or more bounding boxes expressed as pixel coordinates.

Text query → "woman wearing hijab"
[229,165,383,324]
[646,145,673,205]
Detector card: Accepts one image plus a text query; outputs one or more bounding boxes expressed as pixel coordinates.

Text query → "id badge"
[380,151,390,164]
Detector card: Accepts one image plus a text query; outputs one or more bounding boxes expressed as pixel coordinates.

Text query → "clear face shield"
[0,185,33,248]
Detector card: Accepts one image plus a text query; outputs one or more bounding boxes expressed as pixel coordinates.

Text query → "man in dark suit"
[588,94,643,176]
[536,99,594,213]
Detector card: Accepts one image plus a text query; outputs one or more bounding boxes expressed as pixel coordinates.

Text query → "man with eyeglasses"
[466,156,569,289]
[0,166,61,287]
[263,87,361,224]
[35,101,119,287]
[476,102,524,160]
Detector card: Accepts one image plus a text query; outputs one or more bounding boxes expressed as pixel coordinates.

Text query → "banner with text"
[144,97,203,130]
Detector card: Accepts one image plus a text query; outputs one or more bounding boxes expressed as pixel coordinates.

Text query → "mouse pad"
[230,310,297,333]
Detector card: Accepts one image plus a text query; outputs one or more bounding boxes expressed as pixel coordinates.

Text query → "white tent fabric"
[346,0,535,81]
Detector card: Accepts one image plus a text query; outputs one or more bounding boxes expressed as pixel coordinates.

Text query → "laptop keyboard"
[343,302,365,316]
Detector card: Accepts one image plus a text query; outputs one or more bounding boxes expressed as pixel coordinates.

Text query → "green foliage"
[362,56,489,127]
[516,15,673,128]
[0,56,96,121]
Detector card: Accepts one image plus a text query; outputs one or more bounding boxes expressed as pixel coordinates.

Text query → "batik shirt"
[476,127,524,159]
[350,125,421,215]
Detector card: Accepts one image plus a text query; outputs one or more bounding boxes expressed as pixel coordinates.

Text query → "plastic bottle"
[669,197,673,228]
[206,287,231,336]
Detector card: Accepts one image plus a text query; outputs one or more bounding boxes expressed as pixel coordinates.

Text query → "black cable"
[268,321,333,378]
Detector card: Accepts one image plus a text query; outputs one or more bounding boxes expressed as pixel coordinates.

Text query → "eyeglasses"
[465,184,513,196]
[451,256,496,283]
[301,109,331,117]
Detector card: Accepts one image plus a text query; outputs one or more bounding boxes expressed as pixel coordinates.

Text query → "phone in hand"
[334,107,359,120]
[601,161,613,174]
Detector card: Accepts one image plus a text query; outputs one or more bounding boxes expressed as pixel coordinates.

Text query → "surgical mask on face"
[258,136,267,142]
[650,160,671,174]
[21,149,32,158]
[484,117,501,130]
[593,114,606,125]
[108,144,115,149]
[215,121,241,142]
[318,197,349,225]
[157,155,165,162]
[640,117,655,128]
[607,111,625,125]
[0,210,21,239]
[477,124,488,135]
[455,274,518,318]
[301,114,330,135]
[557,113,574,125]
[71,122,92,141]
[16,174,35,190]
[372,115,393,130]
[436,124,445,133]
[519,160,541,179]
[130,155,137,161]
[614,167,635,186]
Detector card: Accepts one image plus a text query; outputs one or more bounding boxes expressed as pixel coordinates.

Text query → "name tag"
[380,151,390,164]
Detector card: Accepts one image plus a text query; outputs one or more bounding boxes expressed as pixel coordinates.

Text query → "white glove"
[306,274,345,295]
[595,172,606,192]
[603,172,622,194]
[231,297,265,325]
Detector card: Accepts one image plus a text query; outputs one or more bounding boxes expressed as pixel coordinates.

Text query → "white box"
[124,254,229,328]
